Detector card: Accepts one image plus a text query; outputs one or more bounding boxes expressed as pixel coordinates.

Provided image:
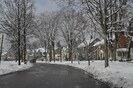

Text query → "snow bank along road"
[0,63,110,88]
[0,61,33,76]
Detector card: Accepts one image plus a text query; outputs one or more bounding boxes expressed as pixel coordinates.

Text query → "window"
[117,51,127,57]
[125,44,129,48]
[118,51,122,57]
[123,52,127,57]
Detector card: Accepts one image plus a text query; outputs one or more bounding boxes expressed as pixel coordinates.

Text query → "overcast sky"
[34,0,59,14]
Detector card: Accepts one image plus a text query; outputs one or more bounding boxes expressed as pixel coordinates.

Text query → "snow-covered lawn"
[37,60,133,88]
[0,61,33,76]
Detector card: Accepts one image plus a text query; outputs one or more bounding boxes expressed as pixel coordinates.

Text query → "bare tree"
[0,0,34,65]
[58,8,87,63]
[81,0,127,67]
[35,12,60,62]
[21,0,34,64]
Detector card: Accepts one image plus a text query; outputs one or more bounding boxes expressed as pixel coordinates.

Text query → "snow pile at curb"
[0,61,33,76]
[37,61,133,88]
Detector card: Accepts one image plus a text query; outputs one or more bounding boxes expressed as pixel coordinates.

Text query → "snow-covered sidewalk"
[37,60,133,88]
[0,61,33,76]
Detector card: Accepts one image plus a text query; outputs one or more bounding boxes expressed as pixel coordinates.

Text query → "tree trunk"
[45,41,47,62]
[105,38,109,67]
[52,41,55,62]
[0,34,4,63]
[88,58,90,66]
[21,49,24,62]
[87,50,90,66]
[18,31,21,65]
[60,47,62,62]
[69,46,73,63]
[23,26,26,63]
[127,41,132,60]
[104,0,109,68]
[49,45,52,62]
[18,32,21,65]
[23,0,27,64]
[17,3,21,65]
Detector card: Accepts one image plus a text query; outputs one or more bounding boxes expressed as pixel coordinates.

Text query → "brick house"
[93,32,130,60]
[116,32,129,60]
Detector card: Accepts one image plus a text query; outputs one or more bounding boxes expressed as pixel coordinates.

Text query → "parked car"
[30,58,36,63]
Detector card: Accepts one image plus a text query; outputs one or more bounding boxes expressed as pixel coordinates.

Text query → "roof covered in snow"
[93,39,104,46]
[78,39,97,48]
[2,52,7,56]
[33,48,46,52]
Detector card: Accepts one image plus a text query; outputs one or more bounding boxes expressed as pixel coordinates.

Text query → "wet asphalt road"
[0,63,110,88]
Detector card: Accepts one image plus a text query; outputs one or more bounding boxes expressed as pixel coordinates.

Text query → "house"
[2,51,15,61]
[116,32,129,60]
[88,38,100,60]
[93,32,130,60]
[55,46,68,61]
[28,48,46,61]
[77,38,100,60]
[54,47,62,61]
[93,39,108,60]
